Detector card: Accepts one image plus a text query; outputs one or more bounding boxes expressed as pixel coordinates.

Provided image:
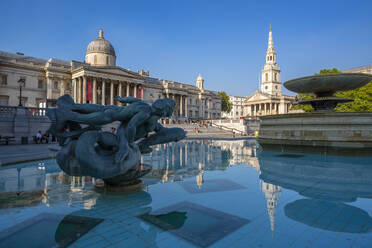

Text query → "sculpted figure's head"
[151,98,175,117]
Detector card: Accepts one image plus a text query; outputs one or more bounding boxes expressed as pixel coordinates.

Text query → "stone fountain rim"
[285,72,371,84]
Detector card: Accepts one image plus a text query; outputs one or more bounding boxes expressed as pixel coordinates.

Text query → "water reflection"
[258,151,372,233]
[4,140,371,240]
[142,140,258,186]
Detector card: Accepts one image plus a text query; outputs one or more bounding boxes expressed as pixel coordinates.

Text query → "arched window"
[106,56,109,65]
[94,55,97,64]
[265,73,268,81]
[270,56,272,60]
[267,56,269,61]
[274,73,277,81]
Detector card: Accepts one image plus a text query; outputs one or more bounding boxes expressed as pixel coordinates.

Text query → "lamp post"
[18,78,25,107]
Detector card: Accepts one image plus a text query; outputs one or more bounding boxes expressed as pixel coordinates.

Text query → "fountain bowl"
[284,73,372,97]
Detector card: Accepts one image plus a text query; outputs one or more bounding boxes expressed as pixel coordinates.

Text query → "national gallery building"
[0,29,221,119]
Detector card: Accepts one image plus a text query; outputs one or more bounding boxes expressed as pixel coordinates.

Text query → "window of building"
[275,85,278,89]
[270,56,272,60]
[265,86,268,90]
[0,95,9,105]
[267,56,269,61]
[265,73,268,81]
[274,73,277,81]
[106,56,109,65]
[94,55,97,64]
[38,79,44,89]
[54,81,58,89]
[1,74,7,85]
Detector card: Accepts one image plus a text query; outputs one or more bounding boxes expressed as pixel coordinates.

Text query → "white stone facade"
[221,95,246,119]
[344,65,372,75]
[0,29,221,119]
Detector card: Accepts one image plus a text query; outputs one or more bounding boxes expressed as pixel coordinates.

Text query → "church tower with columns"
[261,25,281,96]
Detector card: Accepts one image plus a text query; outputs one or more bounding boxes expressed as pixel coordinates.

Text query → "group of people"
[35,130,51,144]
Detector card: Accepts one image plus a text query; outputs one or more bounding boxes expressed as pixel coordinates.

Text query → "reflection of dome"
[85,29,116,66]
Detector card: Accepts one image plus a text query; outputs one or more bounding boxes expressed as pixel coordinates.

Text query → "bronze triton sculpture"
[47,94,186,187]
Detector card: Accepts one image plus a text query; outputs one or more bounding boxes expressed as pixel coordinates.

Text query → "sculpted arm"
[126,111,150,143]
[115,96,142,104]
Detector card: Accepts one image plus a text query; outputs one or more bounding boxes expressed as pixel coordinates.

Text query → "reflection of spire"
[196,170,204,188]
[261,180,281,236]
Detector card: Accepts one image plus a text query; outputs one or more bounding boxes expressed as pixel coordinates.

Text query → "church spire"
[266,25,275,59]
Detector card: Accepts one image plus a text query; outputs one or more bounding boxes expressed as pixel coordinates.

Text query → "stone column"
[82,76,87,104]
[118,81,122,105]
[110,80,114,105]
[185,96,188,118]
[270,103,272,115]
[101,79,106,105]
[140,86,144,99]
[118,81,122,97]
[92,77,97,104]
[47,77,53,100]
[73,78,77,102]
[82,76,87,103]
[264,103,267,115]
[134,84,137,98]
[126,82,130,97]
[180,95,183,116]
[77,77,82,103]
[60,81,65,96]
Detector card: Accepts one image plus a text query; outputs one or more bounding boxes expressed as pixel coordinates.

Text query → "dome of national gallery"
[85,29,116,66]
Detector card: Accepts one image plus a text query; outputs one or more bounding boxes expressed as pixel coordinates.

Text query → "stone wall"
[212,119,260,135]
[258,112,372,150]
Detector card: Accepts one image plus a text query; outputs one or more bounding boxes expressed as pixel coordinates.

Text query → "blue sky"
[1,0,371,96]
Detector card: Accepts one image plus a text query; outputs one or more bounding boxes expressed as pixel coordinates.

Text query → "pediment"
[92,67,142,78]
[246,91,271,102]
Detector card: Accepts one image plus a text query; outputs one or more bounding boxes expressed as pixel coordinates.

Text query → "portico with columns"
[71,68,144,105]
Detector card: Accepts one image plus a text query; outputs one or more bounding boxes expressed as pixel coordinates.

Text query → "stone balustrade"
[0,105,50,144]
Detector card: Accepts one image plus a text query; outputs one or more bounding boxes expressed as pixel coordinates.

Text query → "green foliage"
[292,68,372,112]
[334,81,372,112]
[218,91,233,113]
[291,93,315,112]
[315,68,342,75]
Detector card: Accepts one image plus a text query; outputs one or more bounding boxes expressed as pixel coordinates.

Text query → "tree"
[218,91,233,113]
[292,68,372,112]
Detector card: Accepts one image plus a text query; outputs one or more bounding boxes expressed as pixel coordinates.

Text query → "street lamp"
[18,78,26,107]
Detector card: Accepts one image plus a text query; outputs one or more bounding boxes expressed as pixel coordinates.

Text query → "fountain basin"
[257,112,372,154]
